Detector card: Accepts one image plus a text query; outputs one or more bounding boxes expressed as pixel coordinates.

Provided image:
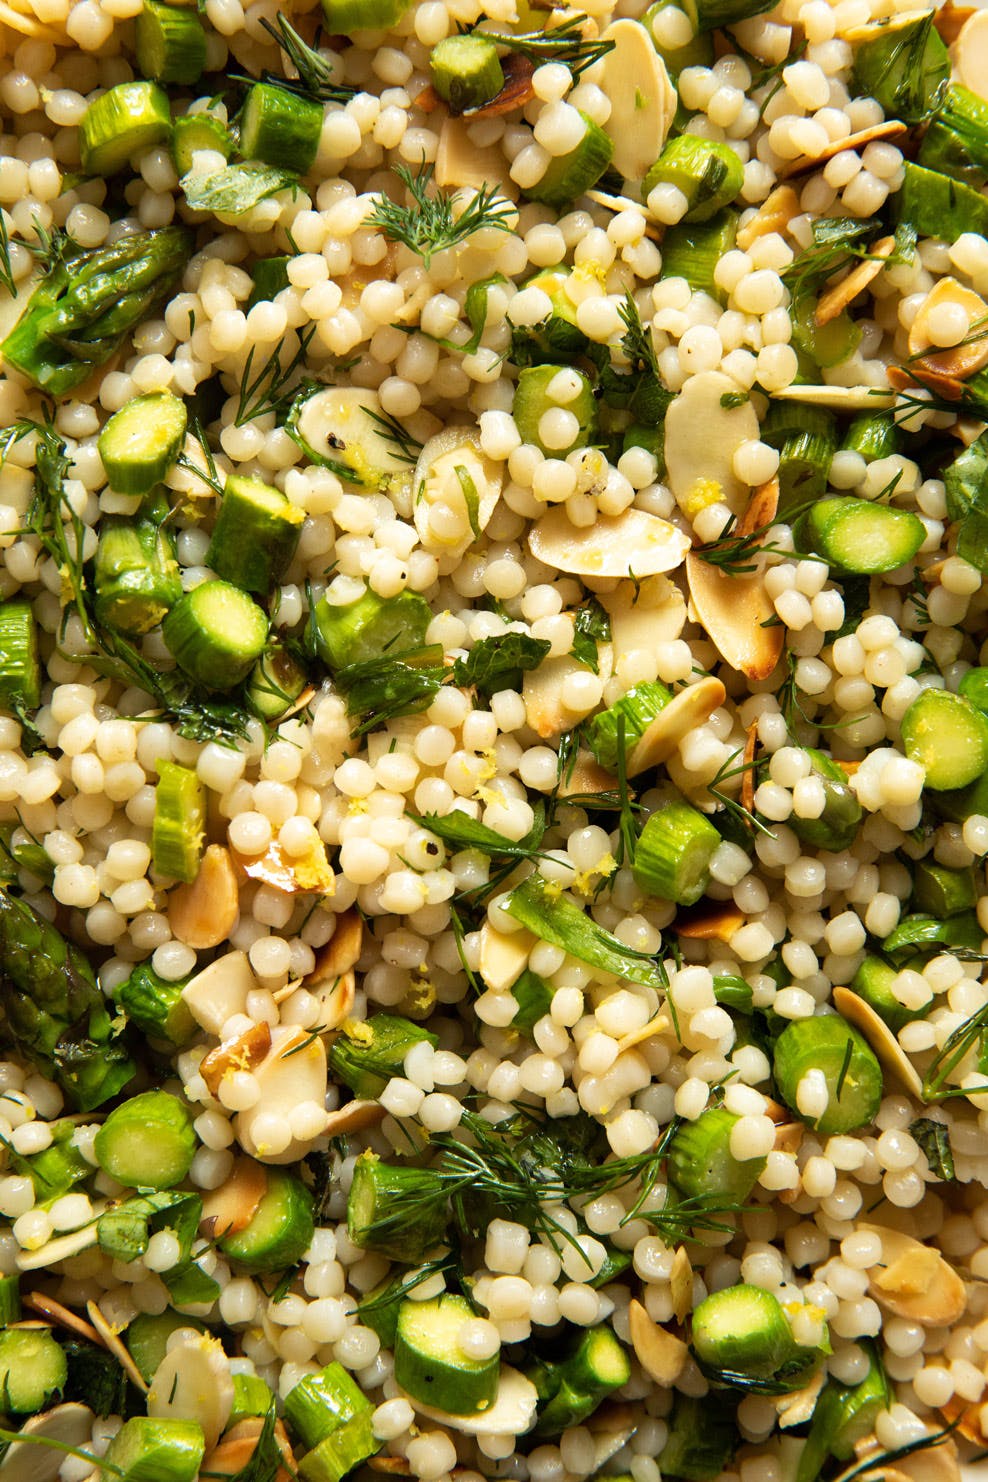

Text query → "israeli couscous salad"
[2,0,988,1479]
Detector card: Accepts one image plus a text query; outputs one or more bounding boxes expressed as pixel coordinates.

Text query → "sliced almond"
[687,553,783,682]
[182,950,259,1036]
[0,1404,95,1482]
[234,836,334,895]
[670,1246,692,1323]
[200,1022,272,1097]
[907,276,988,380]
[435,116,518,199]
[953,8,988,99]
[598,19,675,183]
[479,921,532,991]
[741,720,758,817]
[16,1221,99,1271]
[319,909,364,978]
[306,966,356,1030]
[169,844,239,950]
[771,384,896,411]
[203,1418,293,1482]
[888,362,968,402]
[777,121,907,179]
[816,236,896,327]
[675,901,745,942]
[557,751,618,799]
[627,676,727,776]
[616,1012,670,1054]
[601,574,686,655]
[200,1156,268,1239]
[774,1122,804,1154]
[524,648,615,738]
[586,189,662,241]
[664,370,761,519]
[831,986,924,1099]
[147,1329,234,1451]
[776,1368,824,1428]
[858,1223,966,1327]
[413,426,503,558]
[23,1293,101,1344]
[86,1301,149,1394]
[939,1392,985,1446]
[528,505,690,579]
[935,0,975,43]
[234,1025,328,1165]
[628,1298,688,1384]
[852,1430,961,1482]
[738,474,780,535]
[323,1099,387,1137]
[736,184,800,250]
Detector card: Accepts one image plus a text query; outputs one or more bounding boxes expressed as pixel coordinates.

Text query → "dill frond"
[367,162,515,269]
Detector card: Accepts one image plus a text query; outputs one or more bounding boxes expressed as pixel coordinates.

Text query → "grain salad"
[1,0,988,1479]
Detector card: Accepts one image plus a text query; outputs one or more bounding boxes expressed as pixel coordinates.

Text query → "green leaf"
[454,463,482,540]
[98,1190,201,1263]
[182,163,298,215]
[335,646,447,736]
[452,633,551,697]
[570,598,611,674]
[62,1340,135,1418]
[504,873,667,989]
[409,802,546,861]
[227,1404,283,1482]
[909,1117,955,1180]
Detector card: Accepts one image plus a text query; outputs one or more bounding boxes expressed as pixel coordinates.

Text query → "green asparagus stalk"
[0,888,135,1109]
[2,226,191,395]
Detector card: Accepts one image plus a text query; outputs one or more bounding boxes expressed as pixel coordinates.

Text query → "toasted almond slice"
[858,1223,966,1327]
[435,116,518,199]
[599,19,675,182]
[23,1293,101,1344]
[777,121,907,179]
[590,1419,638,1473]
[851,1429,961,1482]
[147,1329,233,1451]
[741,720,758,816]
[16,1221,99,1272]
[816,236,896,327]
[628,1298,688,1384]
[169,844,239,950]
[776,1369,824,1428]
[86,1301,149,1393]
[528,505,690,579]
[200,1023,272,1097]
[299,961,356,1030]
[586,189,662,241]
[771,384,897,410]
[954,8,988,98]
[738,475,780,535]
[524,649,615,738]
[687,553,782,682]
[203,1420,293,1482]
[936,0,975,43]
[735,184,801,250]
[627,676,727,776]
[368,1460,412,1475]
[670,1247,693,1323]
[235,1026,328,1165]
[234,836,334,895]
[831,986,924,1099]
[200,1157,268,1239]
[908,277,988,380]
[601,575,687,655]
[889,362,968,401]
[0,1404,95,1482]
[557,751,617,799]
[323,1099,387,1137]
[182,950,259,1036]
[464,54,536,116]
[664,370,760,519]
[616,1012,670,1053]
[479,921,532,991]
[774,1122,804,1154]
[413,426,503,558]
[675,900,745,942]
[318,909,364,978]
[939,1392,985,1445]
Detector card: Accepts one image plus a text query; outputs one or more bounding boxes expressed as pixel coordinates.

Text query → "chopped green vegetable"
[94,1090,197,1190]
[504,873,667,989]
[901,688,988,791]
[773,1016,882,1135]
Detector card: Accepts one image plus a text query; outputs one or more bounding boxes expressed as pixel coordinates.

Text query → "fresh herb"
[0,212,16,298]
[835,1036,854,1100]
[906,570,931,627]
[182,162,299,216]
[409,273,505,355]
[922,1001,988,1102]
[367,161,515,270]
[833,574,871,639]
[409,803,547,862]
[831,1426,957,1482]
[613,714,639,873]
[706,746,775,840]
[236,325,317,425]
[720,390,749,409]
[909,1117,955,1180]
[62,1340,135,1418]
[452,633,551,697]
[471,15,615,79]
[570,597,611,674]
[335,646,448,736]
[360,405,423,465]
[256,15,357,103]
[504,872,668,989]
[783,217,915,298]
[695,506,813,578]
[0,1427,123,1477]
[226,1404,284,1482]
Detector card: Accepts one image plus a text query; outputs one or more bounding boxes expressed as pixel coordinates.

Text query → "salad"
[0,0,987,1478]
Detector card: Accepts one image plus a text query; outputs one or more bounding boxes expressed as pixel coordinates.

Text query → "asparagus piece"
[2,226,191,395]
[0,888,135,1109]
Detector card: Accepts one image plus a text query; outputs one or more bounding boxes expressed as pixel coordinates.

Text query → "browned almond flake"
[316,908,363,977]
[741,719,758,817]
[628,1298,688,1385]
[859,1223,966,1327]
[832,985,924,1099]
[908,277,988,380]
[887,363,968,401]
[200,1156,268,1238]
[777,121,907,179]
[87,1300,149,1392]
[200,1022,272,1096]
[414,54,535,116]
[735,184,801,250]
[669,1247,692,1323]
[774,1122,804,1154]
[323,1098,387,1137]
[935,0,975,43]
[23,1291,101,1343]
[675,900,745,942]
[556,750,617,798]
[815,236,896,327]
[627,675,727,775]
[687,553,783,681]
[169,843,239,949]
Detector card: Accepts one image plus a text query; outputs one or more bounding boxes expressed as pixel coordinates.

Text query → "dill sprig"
[257,15,356,103]
[705,746,775,840]
[694,507,812,578]
[472,15,615,79]
[360,405,423,465]
[832,1426,957,1482]
[618,291,660,378]
[367,162,515,270]
[236,325,317,426]
[0,213,16,298]
[922,1001,988,1102]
